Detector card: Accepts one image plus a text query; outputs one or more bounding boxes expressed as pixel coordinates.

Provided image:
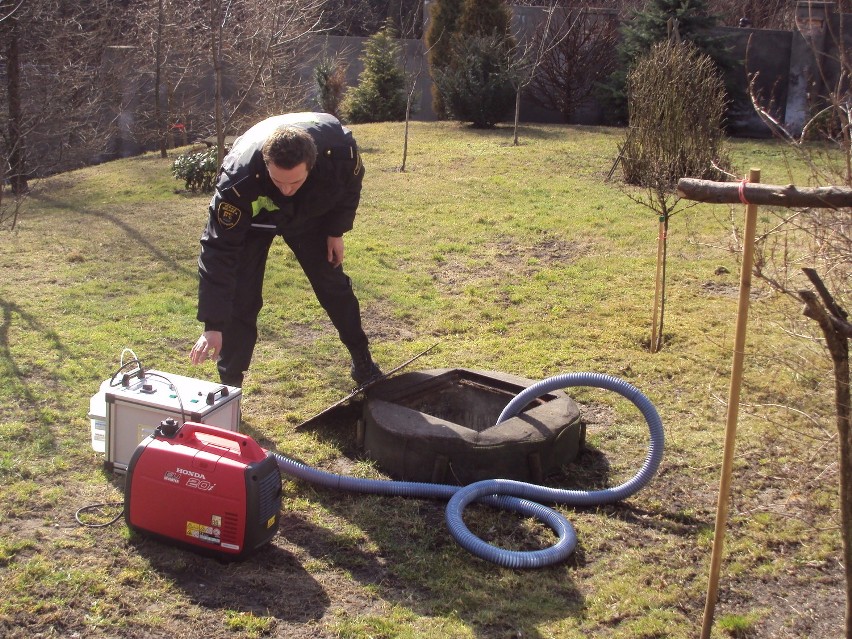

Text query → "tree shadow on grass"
[0,297,70,431]
[27,192,195,280]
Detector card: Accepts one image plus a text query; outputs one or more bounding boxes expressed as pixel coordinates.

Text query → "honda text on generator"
[124,419,282,559]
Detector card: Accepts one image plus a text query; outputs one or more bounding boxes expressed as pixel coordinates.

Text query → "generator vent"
[221,511,240,545]
[257,467,282,524]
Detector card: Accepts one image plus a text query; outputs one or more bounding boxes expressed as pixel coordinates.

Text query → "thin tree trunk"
[650,215,665,352]
[400,73,418,172]
[799,270,852,639]
[155,0,167,158]
[657,213,669,350]
[211,0,225,164]
[6,14,29,195]
[513,88,521,146]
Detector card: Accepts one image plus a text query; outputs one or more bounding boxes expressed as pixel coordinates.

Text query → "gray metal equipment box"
[105,370,241,472]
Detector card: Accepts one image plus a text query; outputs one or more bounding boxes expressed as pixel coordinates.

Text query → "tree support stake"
[700,168,760,639]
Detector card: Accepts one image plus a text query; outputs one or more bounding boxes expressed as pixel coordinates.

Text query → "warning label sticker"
[186,521,221,545]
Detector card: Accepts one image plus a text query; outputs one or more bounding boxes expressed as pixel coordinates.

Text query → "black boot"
[349,346,382,386]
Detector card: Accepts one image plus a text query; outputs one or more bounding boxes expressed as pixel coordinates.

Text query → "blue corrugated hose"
[274,372,664,569]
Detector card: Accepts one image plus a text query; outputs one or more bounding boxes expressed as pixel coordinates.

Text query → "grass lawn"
[0,120,844,638]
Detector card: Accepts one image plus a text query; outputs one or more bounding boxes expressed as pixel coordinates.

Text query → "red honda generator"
[124,420,282,559]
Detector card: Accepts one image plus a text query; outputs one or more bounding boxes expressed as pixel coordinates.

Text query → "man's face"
[267,162,309,197]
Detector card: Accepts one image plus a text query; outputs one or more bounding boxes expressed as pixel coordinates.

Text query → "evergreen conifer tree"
[620,0,726,62]
[342,21,408,124]
[425,0,464,118]
[457,0,513,40]
[429,0,516,128]
[600,0,732,124]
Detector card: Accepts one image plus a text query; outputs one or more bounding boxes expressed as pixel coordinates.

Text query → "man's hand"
[190,330,223,365]
[327,235,344,268]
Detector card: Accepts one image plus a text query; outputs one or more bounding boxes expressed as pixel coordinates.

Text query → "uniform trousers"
[217,228,368,386]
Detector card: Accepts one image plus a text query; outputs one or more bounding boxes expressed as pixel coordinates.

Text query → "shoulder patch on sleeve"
[217,201,242,229]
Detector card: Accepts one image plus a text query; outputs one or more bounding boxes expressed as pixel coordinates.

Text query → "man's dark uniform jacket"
[197,113,364,334]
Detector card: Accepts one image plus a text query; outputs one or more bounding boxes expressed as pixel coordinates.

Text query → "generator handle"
[177,422,266,459]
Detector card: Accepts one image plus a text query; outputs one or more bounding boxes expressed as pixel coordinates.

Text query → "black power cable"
[74,502,124,528]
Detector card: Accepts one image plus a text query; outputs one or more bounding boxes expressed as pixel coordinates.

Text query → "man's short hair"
[262,126,318,170]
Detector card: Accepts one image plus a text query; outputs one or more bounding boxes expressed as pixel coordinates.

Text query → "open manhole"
[362,368,585,484]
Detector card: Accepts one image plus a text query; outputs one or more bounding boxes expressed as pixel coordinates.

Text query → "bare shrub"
[315,55,349,119]
[621,40,729,188]
[526,6,619,123]
[619,39,730,353]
